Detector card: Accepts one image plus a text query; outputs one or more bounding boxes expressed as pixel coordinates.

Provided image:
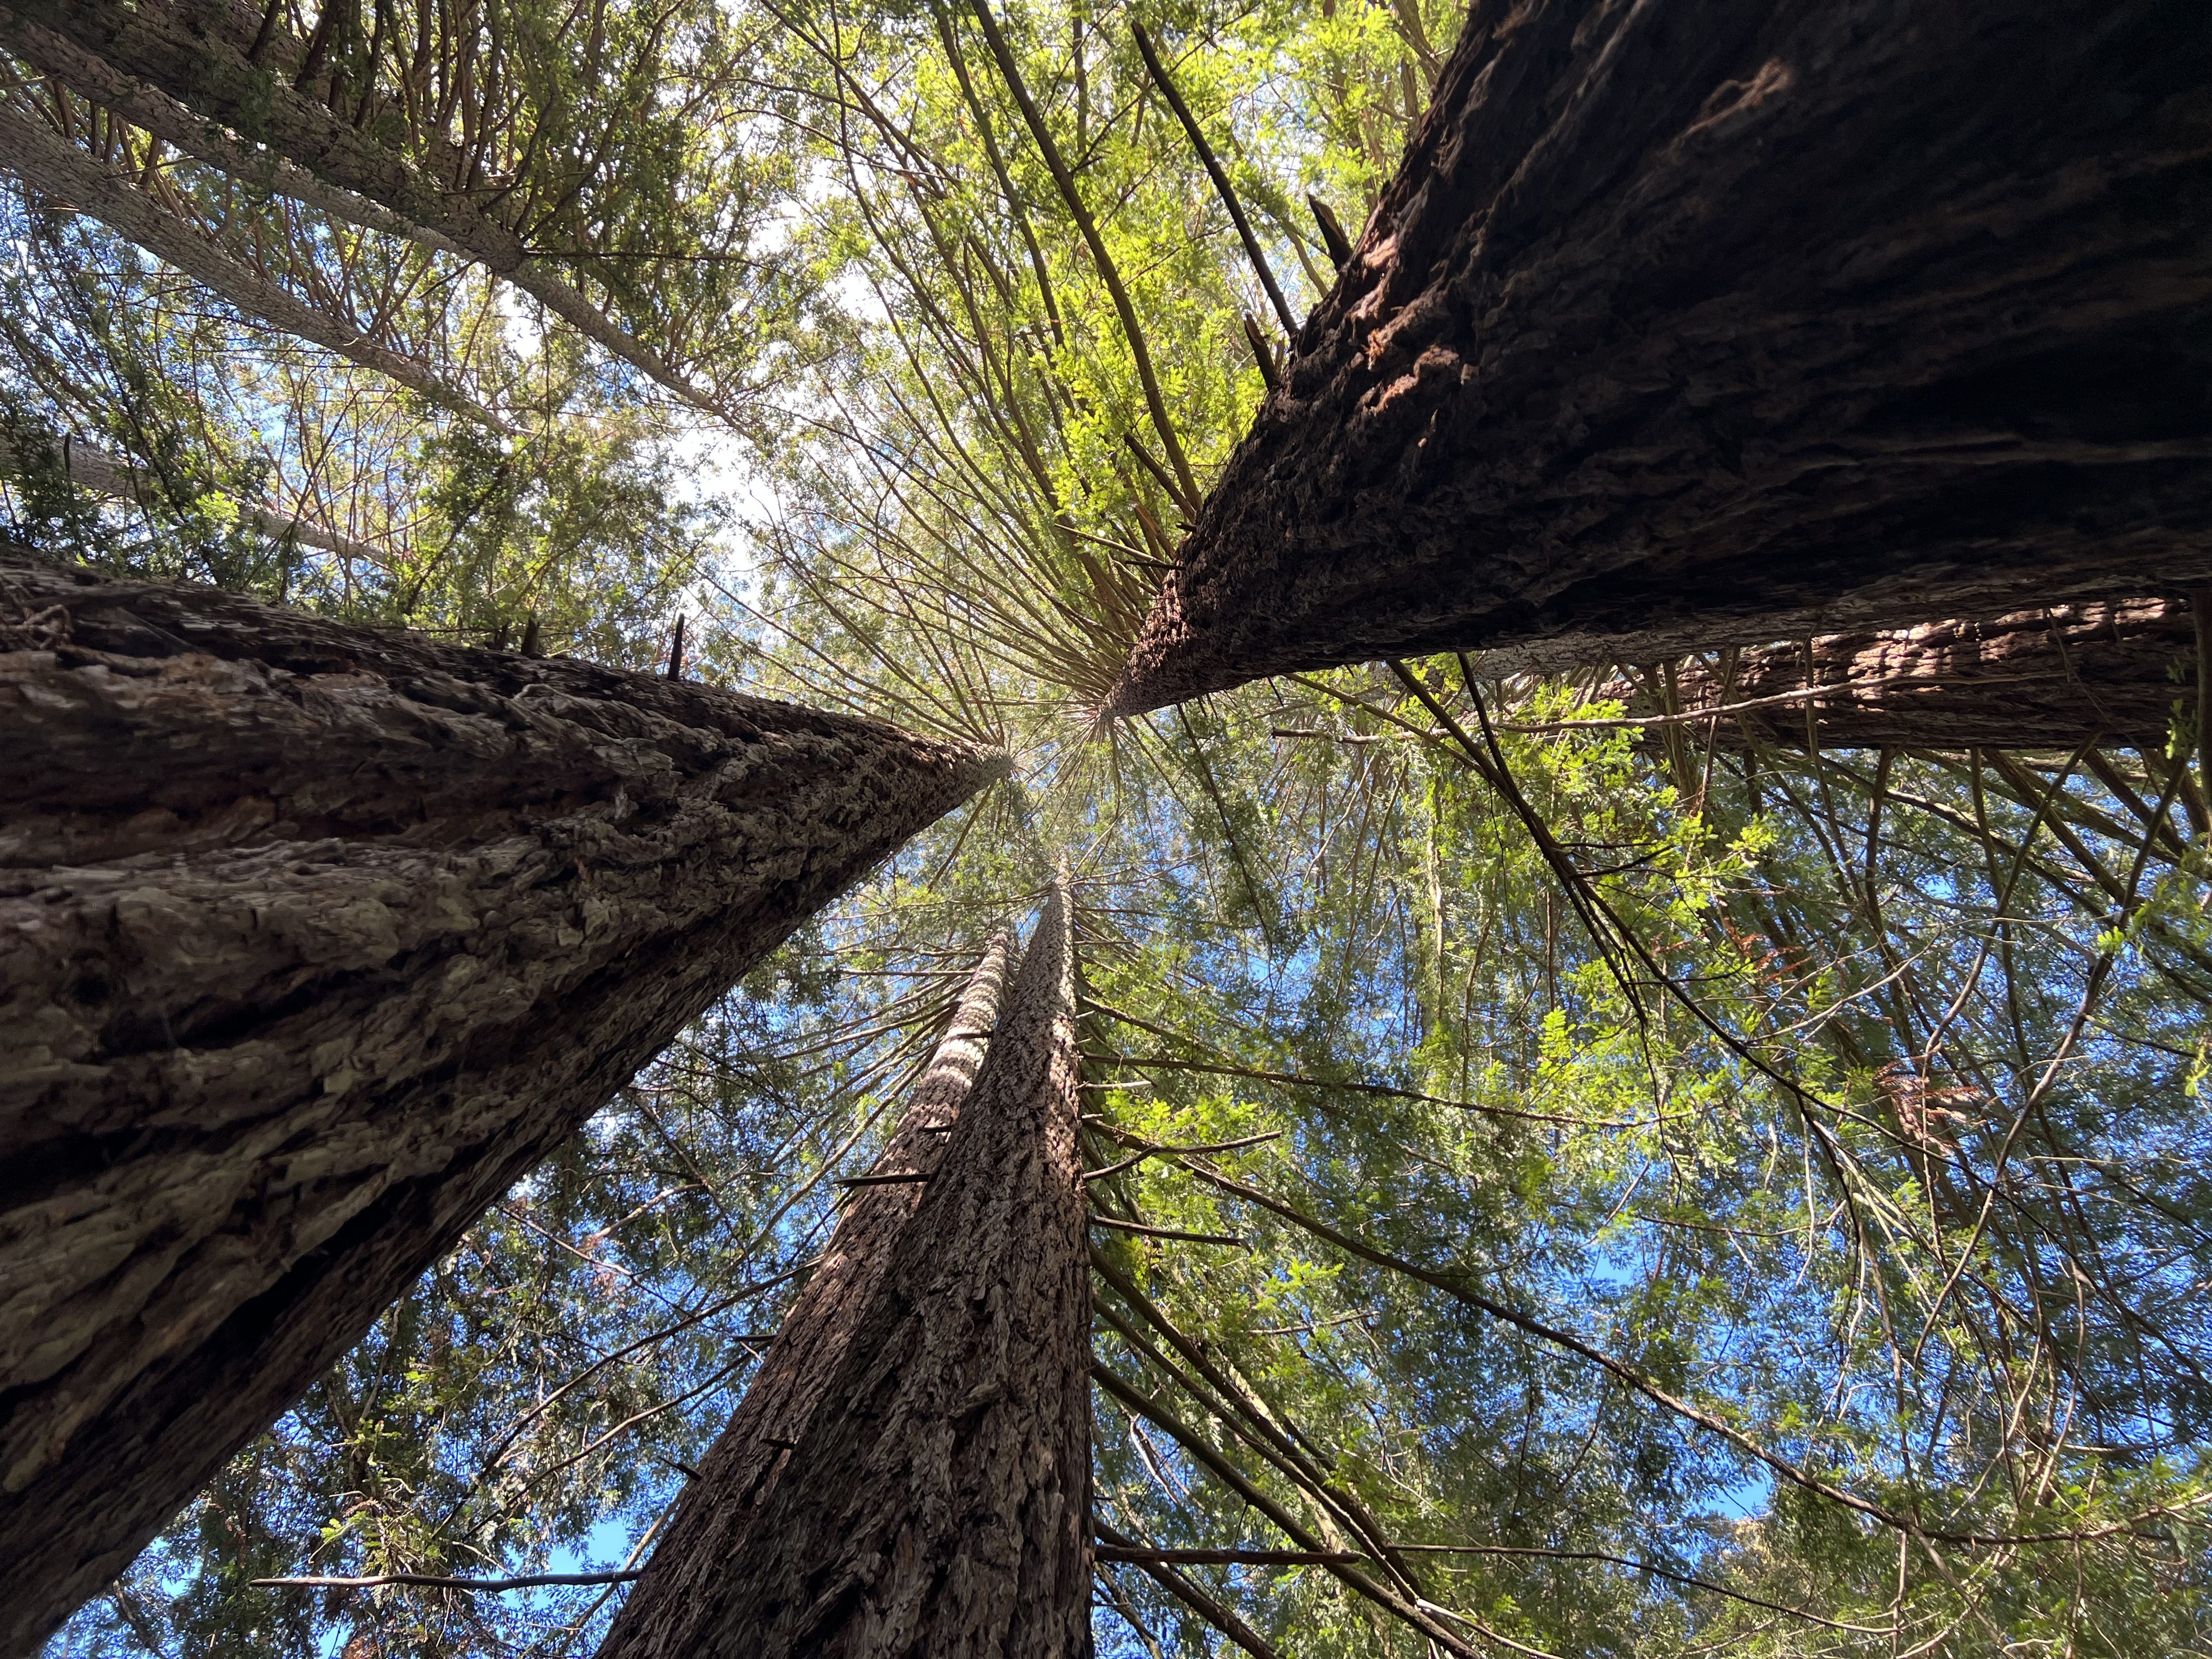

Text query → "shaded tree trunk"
[611,888,1091,1659]
[597,923,1016,1659]
[1589,599,2193,750]
[1108,0,2212,714]
[0,550,999,1657]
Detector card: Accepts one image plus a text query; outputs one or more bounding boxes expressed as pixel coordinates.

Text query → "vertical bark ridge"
[1106,0,2212,714]
[1583,599,2194,750]
[598,924,1018,1659]
[636,887,1091,1659]
[0,551,1002,1657]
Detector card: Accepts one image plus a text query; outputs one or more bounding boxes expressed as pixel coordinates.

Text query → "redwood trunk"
[614,890,1091,1659]
[1598,599,2193,749]
[0,551,998,1656]
[1108,0,2212,714]
[597,925,1016,1659]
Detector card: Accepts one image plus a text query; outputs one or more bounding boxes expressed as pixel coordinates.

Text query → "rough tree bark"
[0,550,1001,1657]
[596,924,1017,1659]
[1587,599,2193,750]
[1108,0,2212,714]
[608,888,1091,1659]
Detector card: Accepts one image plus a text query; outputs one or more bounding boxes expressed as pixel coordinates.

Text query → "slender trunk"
[598,924,1017,1659]
[3,0,525,262]
[1107,0,2212,713]
[0,549,1000,1658]
[0,0,715,414]
[622,887,1090,1659]
[1588,599,2193,750]
[2,430,379,562]
[2,18,440,250]
[0,101,509,430]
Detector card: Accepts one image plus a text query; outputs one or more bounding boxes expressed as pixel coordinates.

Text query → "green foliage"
[0,218,293,594]
[17,0,2212,1655]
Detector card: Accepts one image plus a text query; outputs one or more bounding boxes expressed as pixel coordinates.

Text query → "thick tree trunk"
[0,550,999,1657]
[597,925,1017,1659]
[1589,599,2193,750]
[616,889,1091,1659]
[1108,0,2212,714]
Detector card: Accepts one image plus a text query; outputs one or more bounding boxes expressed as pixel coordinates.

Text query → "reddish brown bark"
[0,551,999,1657]
[597,925,1016,1659]
[607,890,1091,1659]
[1108,0,2212,714]
[1588,599,2193,750]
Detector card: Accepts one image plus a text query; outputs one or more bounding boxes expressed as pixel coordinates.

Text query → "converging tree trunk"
[598,924,1017,1659]
[0,101,508,431]
[0,0,712,409]
[1107,0,2212,714]
[1591,599,2193,751]
[610,888,1091,1659]
[0,551,1000,1657]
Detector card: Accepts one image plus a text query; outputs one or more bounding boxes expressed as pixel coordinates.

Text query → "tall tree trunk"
[598,924,1017,1659]
[1,430,376,561]
[0,550,1000,1658]
[0,101,510,430]
[1587,599,2192,750]
[0,0,721,414]
[1107,0,2212,714]
[612,888,1091,1659]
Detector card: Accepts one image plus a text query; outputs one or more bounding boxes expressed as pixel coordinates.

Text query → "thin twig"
[1084,1129,1283,1180]
[1130,21,1299,336]
[251,1571,641,1591]
[1095,1546,1363,1564]
[1091,1215,1246,1246]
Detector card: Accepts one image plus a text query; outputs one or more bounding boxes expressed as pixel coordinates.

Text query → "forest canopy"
[4,0,2210,1654]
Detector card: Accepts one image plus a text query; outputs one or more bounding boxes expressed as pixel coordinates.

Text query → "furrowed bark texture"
[626,890,1091,1659]
[1600,599,2193,749]
[1108,0,2212,714]
[0,550,1000,1658]
[597,926,1017,1659]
